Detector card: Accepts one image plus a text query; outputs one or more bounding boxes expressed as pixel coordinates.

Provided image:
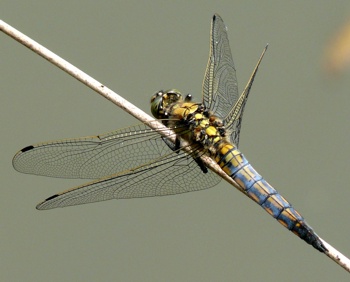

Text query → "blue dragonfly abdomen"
[214,142,326,252]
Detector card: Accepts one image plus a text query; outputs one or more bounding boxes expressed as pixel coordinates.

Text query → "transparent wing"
[36,147,221,210]
[202,14,266,146]
[13,122,222,209]
[13,122,180,179]
[202,14,239,126]
[224,45,268,146]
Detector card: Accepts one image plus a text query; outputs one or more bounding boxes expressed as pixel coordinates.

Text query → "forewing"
[202,14,267,146]
[202,14,239,122]
[36,149,221,209]
[13,122,178,179]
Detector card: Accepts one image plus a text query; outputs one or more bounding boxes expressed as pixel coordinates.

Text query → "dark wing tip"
[13,145,35,171]
[36,194,59,210]
[20,145,35,153]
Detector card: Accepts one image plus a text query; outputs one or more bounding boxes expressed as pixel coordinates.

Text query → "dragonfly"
[13,14,326,253]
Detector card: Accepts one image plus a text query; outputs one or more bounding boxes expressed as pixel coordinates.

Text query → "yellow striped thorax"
[150,89,231,155]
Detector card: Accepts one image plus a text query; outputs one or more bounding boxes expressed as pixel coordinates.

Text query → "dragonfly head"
[150,89,183,119]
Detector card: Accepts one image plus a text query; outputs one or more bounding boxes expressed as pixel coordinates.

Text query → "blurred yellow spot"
[324,19,350,75]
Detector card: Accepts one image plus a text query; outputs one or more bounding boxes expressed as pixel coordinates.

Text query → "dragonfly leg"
[194,157,208,174]
[161,136,181,152]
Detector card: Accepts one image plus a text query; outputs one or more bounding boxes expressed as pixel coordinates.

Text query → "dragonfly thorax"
[150,89,229,155]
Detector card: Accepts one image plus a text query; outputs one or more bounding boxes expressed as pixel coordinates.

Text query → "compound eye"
[150,90,164,103]
[150,93,164,119]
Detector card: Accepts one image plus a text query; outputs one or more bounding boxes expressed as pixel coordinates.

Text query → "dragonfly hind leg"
[161,136,181,152]
[161,136,208,174]
[194,157,208,174]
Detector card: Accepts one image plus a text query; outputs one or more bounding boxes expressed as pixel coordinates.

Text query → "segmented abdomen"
[214,143,326,252]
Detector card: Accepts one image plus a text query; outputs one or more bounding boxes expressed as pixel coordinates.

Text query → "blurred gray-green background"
[2,1,350,281]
